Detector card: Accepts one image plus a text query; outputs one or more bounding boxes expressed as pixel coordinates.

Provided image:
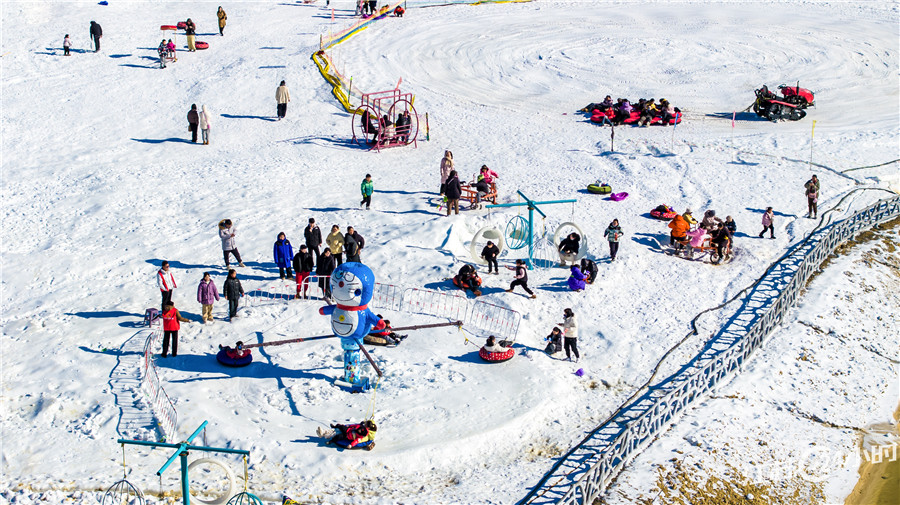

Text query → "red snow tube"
[195,41,209,50]
[624,111,683,125]
[177,21,187,29]
[651,208,677,219]
[622,111,641,124]
[160,25,177,31]
[479,347,515,363]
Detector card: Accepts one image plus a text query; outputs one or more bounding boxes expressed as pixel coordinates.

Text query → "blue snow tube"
[216,348,253,367]
[333,439,373,449]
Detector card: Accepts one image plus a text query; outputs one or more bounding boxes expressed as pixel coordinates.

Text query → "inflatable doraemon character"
[318,262,381,391]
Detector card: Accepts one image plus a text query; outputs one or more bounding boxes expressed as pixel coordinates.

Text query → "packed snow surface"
[1,1,897,504]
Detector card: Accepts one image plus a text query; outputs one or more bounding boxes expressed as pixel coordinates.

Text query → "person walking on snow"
[481,240,500,274]
[304,218,322,260]
[444,170,462,216]
[360,174,374,210]
[157,39,168,68]
[292,245,315,299]
[273,232,294,280]
[603,219,623,261]
[759,207,775,239]
[89,21,102,52]
[439,150,453,195]
[197,272,219,324]
[187,104,199,143]
[276,80,290,119]
[560,308,579,362]
[157,261,177,311]
[160,301,190,357]
[63,34,71,56]
[223,269,244,320]
[505,259,536,298]
[184,18,197,51]
[217,6,227,36]
[218,219,245,267]
[326,225,344,266]
[805,175,820,219]
[199,105,211,144]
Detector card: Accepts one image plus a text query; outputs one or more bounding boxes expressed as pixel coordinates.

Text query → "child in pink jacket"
[759,207,775,239]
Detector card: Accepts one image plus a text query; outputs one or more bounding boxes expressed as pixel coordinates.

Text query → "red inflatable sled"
[195,41,209,50]
[650,205,677,220]
[479,346,515,362]
[623,110,682,126]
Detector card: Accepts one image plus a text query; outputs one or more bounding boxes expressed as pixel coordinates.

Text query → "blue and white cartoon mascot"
[319,262,381,391]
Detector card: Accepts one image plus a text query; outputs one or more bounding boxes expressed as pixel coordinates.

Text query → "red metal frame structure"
[351,89,418,152]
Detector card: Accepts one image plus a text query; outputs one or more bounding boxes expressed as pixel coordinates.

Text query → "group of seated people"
[582,95,680,126]
[668,208,736,264]
[462,165,499,209]
[361,110,412,146]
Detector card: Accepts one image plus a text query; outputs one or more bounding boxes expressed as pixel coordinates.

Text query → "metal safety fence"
[523,195,900,505]
[139,321,178,442]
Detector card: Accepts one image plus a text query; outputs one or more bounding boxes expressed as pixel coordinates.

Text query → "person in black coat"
[292,245,315,299]
[187,104,199,143]
[444,170,462,216]
[558,232,581,267]
[347,226,364,251]
[222,269,244,320]
[89,21,102,52]
[711,223,733,265]
[580,258,598,284]
[480,240,500,274]
[316,249,337,300]
[344,230,360,263]
[304,218,322,259]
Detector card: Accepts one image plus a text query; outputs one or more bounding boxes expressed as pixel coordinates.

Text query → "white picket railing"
[139,320,178,442]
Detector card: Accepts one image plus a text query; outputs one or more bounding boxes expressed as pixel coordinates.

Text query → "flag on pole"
[811,120,817,138]
[731,111,735,129]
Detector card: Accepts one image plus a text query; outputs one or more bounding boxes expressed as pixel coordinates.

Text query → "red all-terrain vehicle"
[753,84,815,121]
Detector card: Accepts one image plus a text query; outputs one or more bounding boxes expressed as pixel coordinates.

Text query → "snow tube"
[195,41,209,50]
[587,183,612,194]
[622,111,642,124]
[479,346,515,362]
[216,348,253,367]
[609,192,628,201]
[333,439,373,450]
[651,207,677,219]
[177,21,187,29]
[363,335,393,346]
[160,25,177,31]
[650,114,683,125]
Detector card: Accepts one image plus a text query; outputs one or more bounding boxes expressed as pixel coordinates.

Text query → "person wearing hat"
[683,208,697,225]
[480,240,500,274]
[160,301,190,357]
[196,272,219,324]
[559,308,579,362]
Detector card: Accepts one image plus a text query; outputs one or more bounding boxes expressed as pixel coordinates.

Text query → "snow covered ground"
[1,1,897,504]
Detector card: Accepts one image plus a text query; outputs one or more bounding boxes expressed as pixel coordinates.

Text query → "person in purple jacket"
[197,272,220,324]
[273,232,294,280]
[613,99,633,126]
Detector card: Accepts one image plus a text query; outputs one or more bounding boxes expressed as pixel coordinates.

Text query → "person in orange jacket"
[161,301,190,357]
[668,209,692,248]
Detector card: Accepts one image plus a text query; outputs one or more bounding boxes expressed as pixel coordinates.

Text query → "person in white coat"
[199,105,211,145]
[157,261,177,311]
[560,308,579,362]
[276,80,290,119]
[218,219,245,267]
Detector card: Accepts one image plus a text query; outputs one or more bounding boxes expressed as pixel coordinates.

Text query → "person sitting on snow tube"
[544,327,563,355]
[580,258,598,284]
[659,99,678,125]
[364,316,405,346]
[480,335,515,362]
[613,99,633,126]
[324,420,377,450]
[639,99,659,126]
[567,265,586,291]
[651,204,677,220]
[217,341,252,366]
[453,264,483,296]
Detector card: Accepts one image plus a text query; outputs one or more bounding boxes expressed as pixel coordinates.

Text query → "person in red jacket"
[318,420,377,450]
[161,301,190,357]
